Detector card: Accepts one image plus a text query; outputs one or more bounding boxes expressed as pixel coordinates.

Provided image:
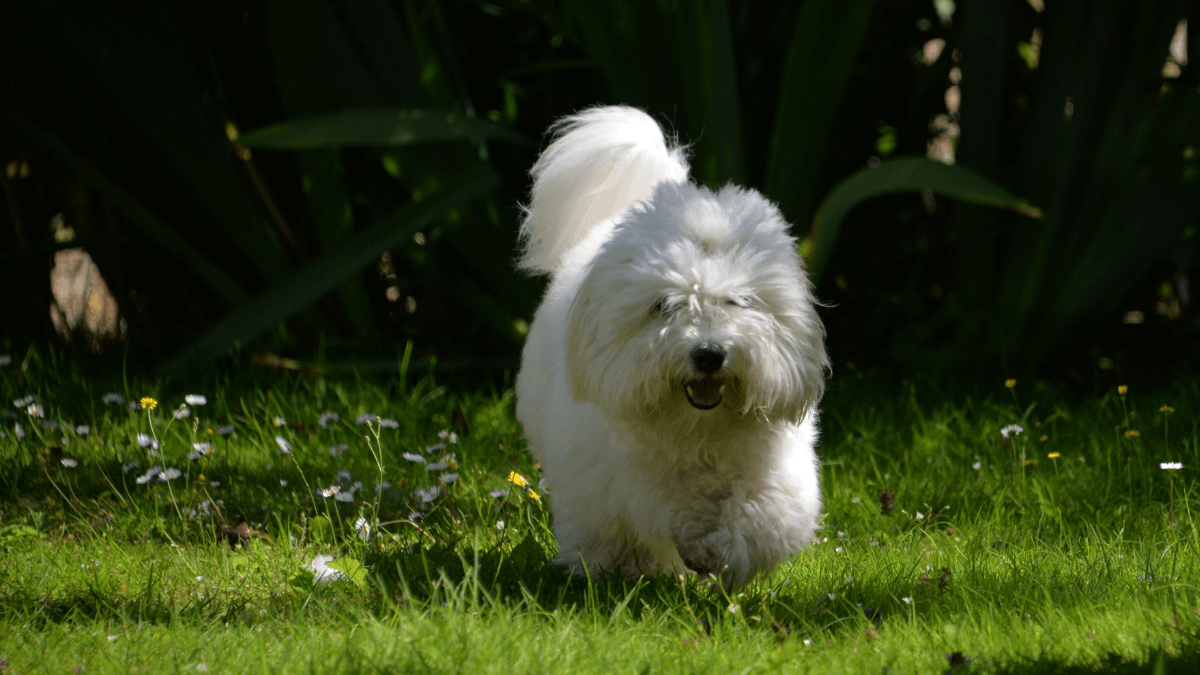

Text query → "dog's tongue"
[685,378,724,410]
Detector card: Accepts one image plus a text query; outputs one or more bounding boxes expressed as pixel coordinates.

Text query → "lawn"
[1,350,1199,674]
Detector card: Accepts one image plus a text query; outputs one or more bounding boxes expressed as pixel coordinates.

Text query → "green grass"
[2,349,1199,673]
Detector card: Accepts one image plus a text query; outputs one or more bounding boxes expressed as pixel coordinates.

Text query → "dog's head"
[566,182,829,425]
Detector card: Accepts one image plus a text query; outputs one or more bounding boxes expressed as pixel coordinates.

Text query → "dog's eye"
[725,298,744,308]
[651,299,664,316]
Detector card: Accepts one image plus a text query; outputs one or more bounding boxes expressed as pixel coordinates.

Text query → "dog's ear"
[776,303,829,421]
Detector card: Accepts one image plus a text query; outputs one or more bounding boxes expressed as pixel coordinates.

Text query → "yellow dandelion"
[206,427,214,437]
[1117,385,1128,396]
[507,471,529,488]
[527,489,541,502]
[139,397,158,410]
[1005,379,1017,389]
[1047,452,1060,459]
[1040,435,1049,442]
[1124,429,1140,438]
[198,474,206,481]
[1160,405,1175,414]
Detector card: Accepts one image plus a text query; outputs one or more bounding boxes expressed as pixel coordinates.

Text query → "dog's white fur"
[515,106,829,589]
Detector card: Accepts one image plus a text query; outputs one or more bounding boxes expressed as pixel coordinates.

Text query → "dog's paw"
[675,530,749,591]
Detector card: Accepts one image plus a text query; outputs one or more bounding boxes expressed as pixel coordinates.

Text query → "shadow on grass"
[987,647,1200,675]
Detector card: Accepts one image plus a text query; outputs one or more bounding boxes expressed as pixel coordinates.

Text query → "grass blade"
[807,157,1044,284]
[163,165,499,372]
[239,108,534,150]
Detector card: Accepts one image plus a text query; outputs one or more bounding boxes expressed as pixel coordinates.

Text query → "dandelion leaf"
[326,555,368,589]
[508,533,548,570]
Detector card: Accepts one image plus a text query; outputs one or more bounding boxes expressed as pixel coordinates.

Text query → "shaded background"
[1,0,1197,388]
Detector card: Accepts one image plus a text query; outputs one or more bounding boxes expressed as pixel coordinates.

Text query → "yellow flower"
[1023,458,1037,466]
[139,397,158,410]
[198,474,206,481]
[1124,429,1140,438]
[526,489,541,502]
[1117,385,1128,396]
[1047,452,1060,459]
[507,471,529,488]
[1040,435,1049,442]
[1005,379,1017,389]
[206,427,214,437]
[1160,405,1175,414]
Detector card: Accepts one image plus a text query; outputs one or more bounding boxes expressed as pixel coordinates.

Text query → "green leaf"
[807,157,1045,284]
[764,0,878,226]
[307,516,334,545]
[326,555,369,589]
[239,108,533,150]
[286,567,317,594]
[162,165,499,372]
[507,533,548,570]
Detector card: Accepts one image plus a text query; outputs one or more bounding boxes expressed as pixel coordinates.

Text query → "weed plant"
[1,349,1199,673]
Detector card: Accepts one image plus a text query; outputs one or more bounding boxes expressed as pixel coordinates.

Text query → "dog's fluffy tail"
[518,106,690,275]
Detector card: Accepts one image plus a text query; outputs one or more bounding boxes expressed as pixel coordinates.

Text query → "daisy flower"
[440,473,459,484]
[318,411,339,429]
[379,418,399,429]
[185,395,207,406]
[354,517,371,541]
[1000,424,1024,439]
[274,436,291,454]
[329,443,348,457]
[102,393,125,405]
[310,554,348,584]
[61,458,78,468]
[438,429,459,444]
[355,413,375,425]
[402,452,425,463]
[215,425,235,437]
[1161,462,1183,470]
[414,486,440,503]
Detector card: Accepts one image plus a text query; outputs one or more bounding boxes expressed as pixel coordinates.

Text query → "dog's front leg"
[670,481,753,590]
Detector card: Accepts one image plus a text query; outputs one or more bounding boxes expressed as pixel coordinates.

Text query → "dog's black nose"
[691,344,726,373]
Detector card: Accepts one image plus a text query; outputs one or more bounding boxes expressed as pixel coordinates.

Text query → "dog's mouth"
[684,375,725,411]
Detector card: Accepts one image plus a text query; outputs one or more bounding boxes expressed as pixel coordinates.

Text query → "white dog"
[515,106,829,590]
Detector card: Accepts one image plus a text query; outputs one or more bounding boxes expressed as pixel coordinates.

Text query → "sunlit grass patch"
[2,353,1200,673]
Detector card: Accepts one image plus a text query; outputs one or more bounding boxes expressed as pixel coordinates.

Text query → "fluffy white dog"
[515,106,829,590]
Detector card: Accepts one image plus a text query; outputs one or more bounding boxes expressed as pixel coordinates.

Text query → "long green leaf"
[807,157,1045,284]
[266,0,387,338]
[7,112,251,306]
[764,0,877,227]
[51,0,294,284]
[240,108,533,149]
[162,165,498,372]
